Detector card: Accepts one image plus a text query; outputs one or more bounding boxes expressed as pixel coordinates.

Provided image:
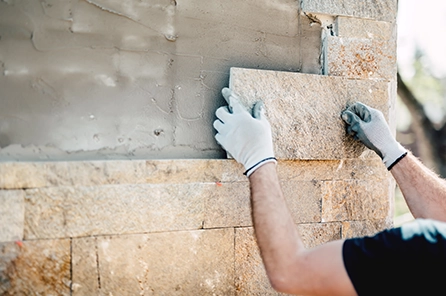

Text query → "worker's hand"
[214,88,276,176]
[342,102,406,169]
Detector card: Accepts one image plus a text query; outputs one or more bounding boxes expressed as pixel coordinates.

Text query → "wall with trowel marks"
[0,0,321,161]
[0,0,398,295]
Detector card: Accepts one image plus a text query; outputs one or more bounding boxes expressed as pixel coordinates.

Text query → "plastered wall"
[0,0,398,295]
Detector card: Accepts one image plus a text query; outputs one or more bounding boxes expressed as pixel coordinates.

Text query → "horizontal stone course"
[0,158,387,189]
[230,67,390,160]
[301,0,397,22]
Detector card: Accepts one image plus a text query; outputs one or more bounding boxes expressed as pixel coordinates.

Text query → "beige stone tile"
[335,17,394,40]
[72,237,100,295]
[24,184,208,239]
[97,229,235,295]
[324,36,396,80]
[342,219,392,239]
[230,68,391,160]
[0,190,24,242]
[301,0,397,22]
[234,227,278,295]
[297,222,342,248]
[204,181,252,228]
[321,179,391,222]
[282,180,322,223]
[0,239,71,295]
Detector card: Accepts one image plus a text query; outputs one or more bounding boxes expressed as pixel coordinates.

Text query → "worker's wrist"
[244,157,277,177]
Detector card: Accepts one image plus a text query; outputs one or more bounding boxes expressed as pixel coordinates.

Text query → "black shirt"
[343,219,446,296]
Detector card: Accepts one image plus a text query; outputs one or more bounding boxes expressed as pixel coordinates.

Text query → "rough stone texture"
[97,229,234,295]
[335,17,393,40]
[0,158,389,189]
[230,67,390,160]
[282,181,322,223]
[324,36,396,80]
[301,0,397,22]
[342,220,392,239]
[72,237,100,295]
[321,179,391,222]
[24,184,208,239]
[0,239,71,295]
[235,224,341,295]
[0,190,24,242]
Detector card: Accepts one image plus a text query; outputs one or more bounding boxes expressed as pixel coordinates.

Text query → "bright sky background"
[398,0,446,78]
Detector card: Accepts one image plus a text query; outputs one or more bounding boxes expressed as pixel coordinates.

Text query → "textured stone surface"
[235,224,341,295]
[0,190,24,242]
[301,0,397,22]
[335,17,393,40]
[230,67,390,160]
[0,158,390,189]
[204,181,251,228]
[24,184,208,239]
[321,179,391,222]
[0,239,71,295]
[97,229,234,295]
[282,181,322,223]
[342,220,392,239]
[324,36,396,80]
[72,237,100,295]
[0,159,245,189]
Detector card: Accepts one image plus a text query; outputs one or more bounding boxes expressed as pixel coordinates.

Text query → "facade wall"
[0,0,397,294]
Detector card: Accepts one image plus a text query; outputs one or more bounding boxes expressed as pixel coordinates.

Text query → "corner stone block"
[321,179,390,222]
[72,237,99,295]
[97,229,235,295]
[0,190,25,242]
[24,184,208,239]
[230,67,390,160]
[324,36,396,80]
[301,0,397,22]
[335,17,394,40]
[0,239,71,295]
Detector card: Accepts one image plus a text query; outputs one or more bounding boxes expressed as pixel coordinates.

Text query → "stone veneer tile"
[277,158,388,182]
[321,179,390,222]
[0,160,246,189]
[234,224,341,295]
[0,239,71,295]
[324,36,396,80]
[335,17,394,40]
[230,67,390,160]
[97,229,235,295]
[72,237,100,295]
[204,181,251,228]
[342,219,392,239]
[0,190,25,242]
[24,184,208,239]
[301,0,397,22]
[282,181,322,223]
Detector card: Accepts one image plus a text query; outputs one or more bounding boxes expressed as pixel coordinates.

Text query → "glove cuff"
[383,142,407,169]
[244,157,277,177]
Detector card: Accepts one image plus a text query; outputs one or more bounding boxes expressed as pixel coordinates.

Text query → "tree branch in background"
[397,72,446,176]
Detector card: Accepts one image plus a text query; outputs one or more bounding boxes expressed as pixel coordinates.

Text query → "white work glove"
[213,88,276,176]
[342,102,407,170]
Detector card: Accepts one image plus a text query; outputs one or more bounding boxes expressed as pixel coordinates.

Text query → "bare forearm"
[391,152,446,221]
[248,163,304,287]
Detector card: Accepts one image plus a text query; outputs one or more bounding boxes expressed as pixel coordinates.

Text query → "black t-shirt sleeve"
[342,219,446,296]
